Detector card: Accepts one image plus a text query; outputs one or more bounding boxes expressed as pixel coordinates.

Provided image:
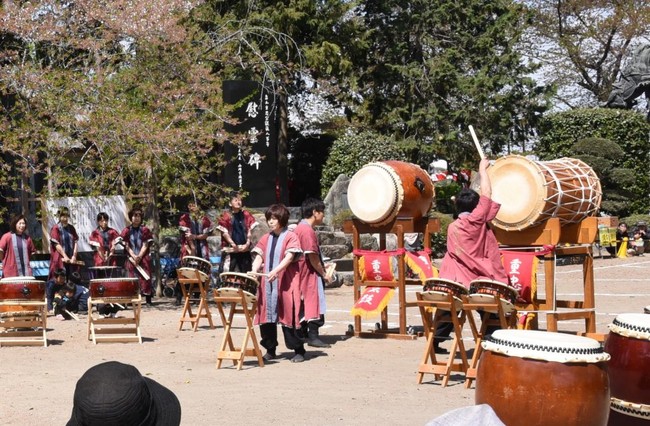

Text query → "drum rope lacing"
[536,159,601,224]
[486,335,605,356]
[611,317,650,334]
[610,398,650,419]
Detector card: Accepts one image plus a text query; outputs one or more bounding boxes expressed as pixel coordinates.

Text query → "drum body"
[178,256,211,282]
[217,272,259,298]
[468,279,518,314]
[488,155,602,231]
[0,279,46,313]
[476,329,610,426]
[89,278,139,298]
[347,161,434,226]
[605,314,650,425]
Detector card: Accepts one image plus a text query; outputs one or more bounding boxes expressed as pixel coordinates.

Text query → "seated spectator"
[67,361,181,426]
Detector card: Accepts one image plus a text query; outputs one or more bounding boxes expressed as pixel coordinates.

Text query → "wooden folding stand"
[213,287,264,370]
[415,289,468,387]
[87,294,142,344]
[178,269,214,332]
[463,289,518,388]
[0,295,48,347]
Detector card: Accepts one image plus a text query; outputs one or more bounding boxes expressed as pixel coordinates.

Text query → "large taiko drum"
[89,278,139,299]
[488,155,602,231]
[177,256,211,283]
[605,313,650,425]
[0,278,46,313]
[476,329,610,426]
[347,161,434,226]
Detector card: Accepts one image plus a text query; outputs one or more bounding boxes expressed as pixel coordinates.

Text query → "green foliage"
[537,108,650,216]
[346,0,552,169]
[330,209,354,231]
[433,180,462,215]
[622,214,650,229]
[428,211,453,259]
[320,130,410,197]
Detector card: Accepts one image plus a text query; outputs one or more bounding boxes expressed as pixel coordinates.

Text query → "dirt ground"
[2,255,649,425]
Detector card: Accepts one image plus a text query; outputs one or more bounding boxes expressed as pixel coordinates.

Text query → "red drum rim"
[482,329,610,363]
[0,278,43,284]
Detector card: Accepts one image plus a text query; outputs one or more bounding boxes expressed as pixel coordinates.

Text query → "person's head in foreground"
[67,361,181,426]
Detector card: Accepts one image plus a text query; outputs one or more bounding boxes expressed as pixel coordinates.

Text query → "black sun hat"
[67,361,181,426]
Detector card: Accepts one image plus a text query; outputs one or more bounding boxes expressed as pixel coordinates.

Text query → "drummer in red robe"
[250,204,304,363]
[89,212,120,267]
[294,198,332,349]
[49,206,79,280]
[0,214,36,278]
[178,201,213,261]
[120,204,154,305]
[435,158,508,352]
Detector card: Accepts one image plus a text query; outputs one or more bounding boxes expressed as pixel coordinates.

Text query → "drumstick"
[325,263,337,281]
[468,125,486,160]
[128,257,151,281]
[247,272,269,278]
[64,309,80,321]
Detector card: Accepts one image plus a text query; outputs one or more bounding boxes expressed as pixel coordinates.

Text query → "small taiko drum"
[421,278,468,311]
[476,329,610,426]
[216,272,259,302]
[468,279,518,314]
[488,155,602,230]
[177,256,211,283]
[0,278,46,313]
[347,161,434,226]
[89,278,139,299]
[605,313,650,425]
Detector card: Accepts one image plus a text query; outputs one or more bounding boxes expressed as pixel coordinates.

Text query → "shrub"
[320,129,410,197]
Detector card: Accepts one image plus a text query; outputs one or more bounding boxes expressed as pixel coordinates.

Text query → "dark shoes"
[290,353,305,363]
[434,346,449,355]
[307,338,331,348]
[263,351,277,361]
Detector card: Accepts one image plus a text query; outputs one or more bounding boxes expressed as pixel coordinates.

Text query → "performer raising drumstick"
[435,158,509,352]
[49,206,80,280]
[89,212,120,267]
[0,214,36,278]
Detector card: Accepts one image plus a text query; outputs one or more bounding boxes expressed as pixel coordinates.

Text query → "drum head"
[609,313,650,340]
[483,329,609,363]
[347,163,401,225]
[488,156,547,230]
[177,267,209,282]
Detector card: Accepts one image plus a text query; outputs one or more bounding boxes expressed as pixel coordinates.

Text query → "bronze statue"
[605,44,650,117]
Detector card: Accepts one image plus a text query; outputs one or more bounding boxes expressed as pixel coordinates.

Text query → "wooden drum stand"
[178,269,214,332]
[343,217,440,339]
[493,216,601,340]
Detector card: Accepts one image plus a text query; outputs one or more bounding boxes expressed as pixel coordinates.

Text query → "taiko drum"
[605,313,650,425]
[0,278,46,313]
[89,278,139,298]
[347,161,434,226]
[487,155,602,231]
[476,329,610,426]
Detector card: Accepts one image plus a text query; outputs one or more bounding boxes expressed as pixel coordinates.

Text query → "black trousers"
[259,323,305,355]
